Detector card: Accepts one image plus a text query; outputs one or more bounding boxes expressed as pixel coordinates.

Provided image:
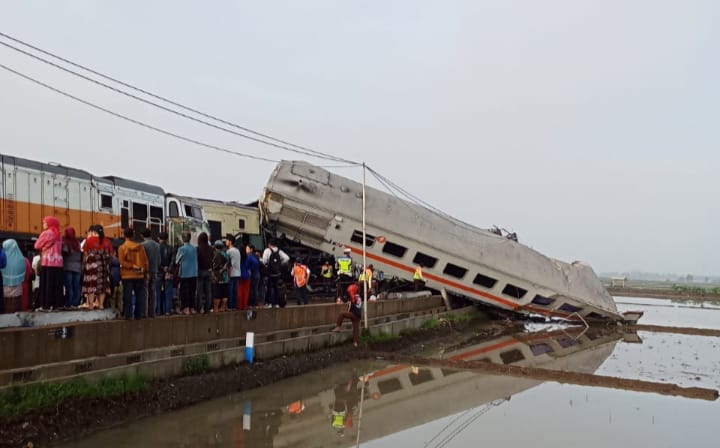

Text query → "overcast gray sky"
[1,1,718,275]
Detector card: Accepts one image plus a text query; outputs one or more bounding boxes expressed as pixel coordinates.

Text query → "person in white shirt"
[225,235,242,310]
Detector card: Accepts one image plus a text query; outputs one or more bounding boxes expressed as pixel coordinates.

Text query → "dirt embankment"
[609,287,720,302]
[0,320,513,448]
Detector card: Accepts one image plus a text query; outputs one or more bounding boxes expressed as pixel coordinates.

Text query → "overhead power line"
[0,62,279,163]
[0,37,354,164]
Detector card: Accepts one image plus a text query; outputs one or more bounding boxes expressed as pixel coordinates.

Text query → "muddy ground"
[0,319,515,448]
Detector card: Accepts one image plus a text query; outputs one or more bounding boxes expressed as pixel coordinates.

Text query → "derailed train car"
[261,161,623,322]
[0,154,208,248]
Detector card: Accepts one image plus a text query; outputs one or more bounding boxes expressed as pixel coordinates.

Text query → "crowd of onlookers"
[0,216,400,327]
[0,215,328,319]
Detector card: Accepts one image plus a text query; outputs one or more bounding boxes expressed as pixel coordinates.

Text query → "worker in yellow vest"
[321,260,334,293]
[335,248,354,300]
[413,264,425,291]
[292,257,310,305]
[358,264,375,295]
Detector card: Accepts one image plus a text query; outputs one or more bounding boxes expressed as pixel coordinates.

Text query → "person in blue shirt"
[244,245,261,309]
[175,232,198,315]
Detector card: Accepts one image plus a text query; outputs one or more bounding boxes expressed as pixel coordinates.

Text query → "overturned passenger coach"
[261,161,623,322]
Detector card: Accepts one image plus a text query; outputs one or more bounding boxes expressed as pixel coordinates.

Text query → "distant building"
[610,276,627,288]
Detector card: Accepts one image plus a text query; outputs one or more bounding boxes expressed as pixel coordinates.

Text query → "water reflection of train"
[272,326,628,447]
[63,326,631,448]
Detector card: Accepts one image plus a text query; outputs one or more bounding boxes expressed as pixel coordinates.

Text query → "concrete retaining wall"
[0,306,478,390]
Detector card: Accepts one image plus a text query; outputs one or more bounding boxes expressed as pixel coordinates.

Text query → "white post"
[362,162,368,330]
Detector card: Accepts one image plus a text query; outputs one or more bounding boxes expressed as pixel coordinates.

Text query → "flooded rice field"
[64,296,719,448]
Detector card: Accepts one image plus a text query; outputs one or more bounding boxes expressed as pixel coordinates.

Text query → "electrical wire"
[0,38,353,164]
[0,31,358,165]
[0,62,279,163]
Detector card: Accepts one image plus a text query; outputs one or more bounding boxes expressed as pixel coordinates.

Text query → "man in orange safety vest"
[292,257,310,305]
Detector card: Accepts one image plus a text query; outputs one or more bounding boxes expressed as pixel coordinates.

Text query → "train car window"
[558,303,583,313]
[413,252,437,268]
[531,295,554,306]
[408,368,434,386]
[238,219,246,230]
[381,241,407,258]
[500,349,525,364]
[184,205,203,219]
[123,200,129,207]
[121,208,129,230]
[133,202,148,220]
[351,230,375,247]
[150,206,163,220]
[586,312,607,321]
[530,343,554,356]
[100,194,113,210]
[443,263,468,279]
[168,202,180,217]
[473,273,497,288]
[208,220,222,242]
[502,284,528,299]
[377,378,403,395]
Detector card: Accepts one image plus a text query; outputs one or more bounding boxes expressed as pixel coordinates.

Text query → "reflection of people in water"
[233,408,282,447]
[330,373,367,436]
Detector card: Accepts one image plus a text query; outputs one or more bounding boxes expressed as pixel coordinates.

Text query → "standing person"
[211,240,229,312]
[413,264,425,291]
[292,257,310,306]
[0,243,5,314]
[332,284,362,347]
[321,260,334,293]
[225,235,241,310]
[33,216,64,311]
[62,227,82,308]
[119,228,149,319]
[262,239,289,308]
[246,245,262,309]
[335,248,354,300]
[175,231,198,315]
[81,225,114,310]
[157,232,175,316]
[31,253,40,309]
[140,229,160,318]
[195,232,213,314]
[238,243,252,311]
[255,249,267,307]
[1,240,23,313]
[21,252,33,311]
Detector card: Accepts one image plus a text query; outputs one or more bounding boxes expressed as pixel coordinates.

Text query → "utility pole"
[362,162,368,330]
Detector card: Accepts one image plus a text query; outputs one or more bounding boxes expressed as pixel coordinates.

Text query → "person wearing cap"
[335,248,354,301]
[210,240,229,312]
[292,257,310,305]
[332,283,362,347]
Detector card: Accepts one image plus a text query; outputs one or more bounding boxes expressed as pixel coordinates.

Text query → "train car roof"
[1,153,94,180]
[193,197,259,210]
[102,175,165,196]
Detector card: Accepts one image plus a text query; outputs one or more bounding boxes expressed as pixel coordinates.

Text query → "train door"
[1,163,15,233]
[68,178,93,236]
[52,173,70,228]
[149,204,164,236]
[132,201,149,235]
[27,170,42,234]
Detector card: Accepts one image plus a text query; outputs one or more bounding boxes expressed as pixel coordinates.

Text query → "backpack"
[268,250,282,277]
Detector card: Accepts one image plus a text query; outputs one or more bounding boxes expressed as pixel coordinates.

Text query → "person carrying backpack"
[261,239,289,308]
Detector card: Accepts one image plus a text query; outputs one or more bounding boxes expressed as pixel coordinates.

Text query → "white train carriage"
[261,161,622,322]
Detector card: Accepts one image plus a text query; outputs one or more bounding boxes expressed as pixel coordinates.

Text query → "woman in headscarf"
[33,216,64,310]
[62,226,82,308]
[1,239,27,313]
[81,224,114,310]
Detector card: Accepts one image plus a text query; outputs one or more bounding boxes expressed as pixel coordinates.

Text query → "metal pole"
[362,162,368,330]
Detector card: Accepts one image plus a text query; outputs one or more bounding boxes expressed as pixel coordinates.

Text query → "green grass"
[0,375,148,417]
[360,332,399,344]
[182,355,210,375]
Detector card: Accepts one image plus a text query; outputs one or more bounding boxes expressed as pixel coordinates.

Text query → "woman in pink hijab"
[33,216,64,310]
